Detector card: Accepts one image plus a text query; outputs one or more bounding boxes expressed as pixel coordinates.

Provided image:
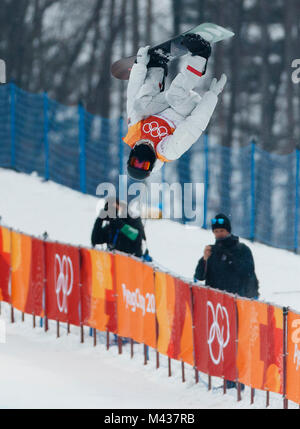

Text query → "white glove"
[209,73,227,96]
[136,46,150,65]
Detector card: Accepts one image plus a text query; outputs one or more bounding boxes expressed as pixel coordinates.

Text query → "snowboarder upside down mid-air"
[123,34,227,180]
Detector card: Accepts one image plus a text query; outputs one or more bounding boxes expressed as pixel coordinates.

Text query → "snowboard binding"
[181,34,212,59]
[147,50,170,75]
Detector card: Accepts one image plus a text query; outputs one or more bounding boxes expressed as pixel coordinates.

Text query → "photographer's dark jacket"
[91,215,146,258]
[194,235,259,298]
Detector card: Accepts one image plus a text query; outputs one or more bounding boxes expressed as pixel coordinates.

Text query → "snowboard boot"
[147,50,169,91]
[181,33,212,59]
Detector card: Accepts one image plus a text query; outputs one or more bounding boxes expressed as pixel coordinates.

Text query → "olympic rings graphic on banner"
[142,121,168,139]
[54,254,74,314]
[207,301,230,365]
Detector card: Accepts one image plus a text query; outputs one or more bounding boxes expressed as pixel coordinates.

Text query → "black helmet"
[127,141,156,180]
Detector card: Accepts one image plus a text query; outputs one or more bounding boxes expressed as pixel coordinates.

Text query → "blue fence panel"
[295,150,300,252]
[206,140,232,226]
[250,141,256,241]
[47,98,80,191]
[43,93,50,181]
[85,112,120,196]
[14,86,45,176]
[229,143,252,240]
[180,134,206,226]
[0,84,11,167]
[255,146,296,250]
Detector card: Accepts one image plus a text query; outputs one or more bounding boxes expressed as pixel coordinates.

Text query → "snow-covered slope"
[0,168,299,311]
[1,168,300,410]
[2,303,294,410]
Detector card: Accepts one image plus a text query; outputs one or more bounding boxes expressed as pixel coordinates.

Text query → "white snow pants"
[127,54,219,162]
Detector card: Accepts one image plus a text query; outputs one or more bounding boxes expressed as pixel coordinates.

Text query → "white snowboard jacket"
[124,52,221,171]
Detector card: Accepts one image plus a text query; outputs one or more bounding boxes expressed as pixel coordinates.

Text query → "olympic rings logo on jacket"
[123,115,176,163]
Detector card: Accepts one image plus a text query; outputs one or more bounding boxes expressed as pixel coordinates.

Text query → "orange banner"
[155,271,194,366]
[11,232,44,316]
[286,310,300,404]
[80,248,116,332]
[0,226,11,303]
[11,231,32,312]
[115,253,156,348]
[236,299,283,392]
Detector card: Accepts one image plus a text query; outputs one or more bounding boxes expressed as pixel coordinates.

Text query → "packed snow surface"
[0,168,299,409]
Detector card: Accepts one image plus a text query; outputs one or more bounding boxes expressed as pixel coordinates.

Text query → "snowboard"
[111,22,234,80]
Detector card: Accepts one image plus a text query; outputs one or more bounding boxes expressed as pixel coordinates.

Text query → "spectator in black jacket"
[92,197,149,346]
[194,213,259,298]
[91,197,146,258]
[194,213,259,390]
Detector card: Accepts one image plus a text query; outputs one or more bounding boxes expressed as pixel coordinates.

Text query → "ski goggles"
[129,157,151,171]
[211,218,225,226]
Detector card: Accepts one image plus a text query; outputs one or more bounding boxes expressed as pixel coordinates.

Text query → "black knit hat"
[211,213,231,233]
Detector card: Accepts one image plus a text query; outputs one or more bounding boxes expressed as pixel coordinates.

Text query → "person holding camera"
[91,197,147,259]
[194,213,259,390]
[194,213,259,299]
[91,197,151,346]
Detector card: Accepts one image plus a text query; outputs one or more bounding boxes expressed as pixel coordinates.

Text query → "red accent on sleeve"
[186,65,203,77]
